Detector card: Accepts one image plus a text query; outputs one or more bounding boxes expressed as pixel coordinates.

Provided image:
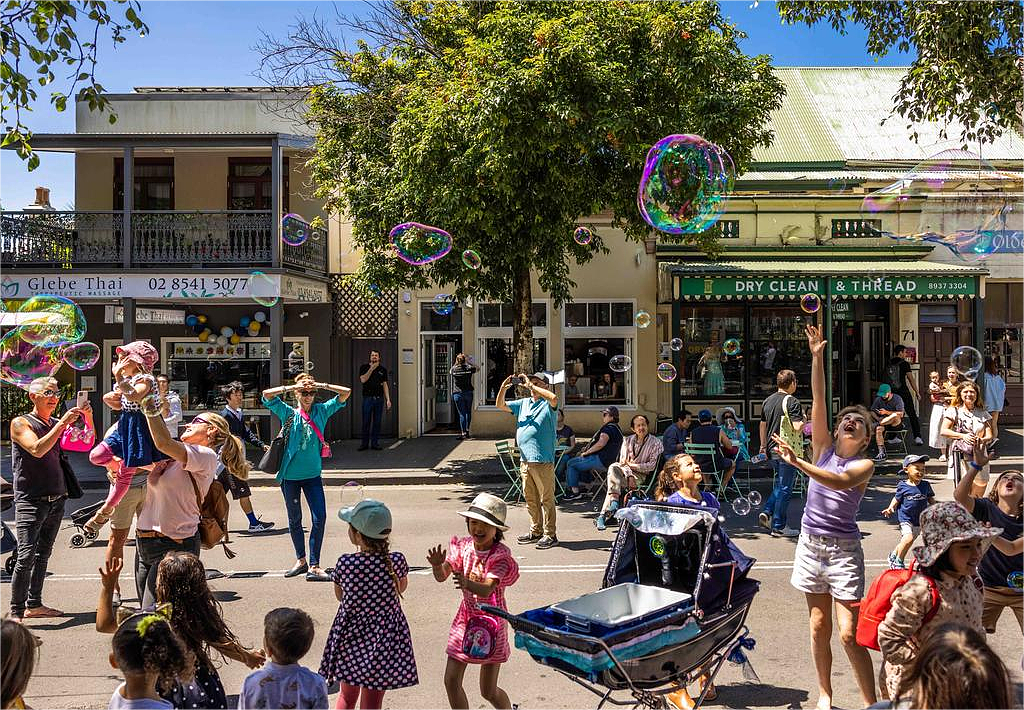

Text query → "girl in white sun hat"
[427,492,520,709]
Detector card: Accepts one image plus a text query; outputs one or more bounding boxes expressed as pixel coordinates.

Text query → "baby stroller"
[1,481,15,574]
[68,500,103,548]
[484,501,759,709]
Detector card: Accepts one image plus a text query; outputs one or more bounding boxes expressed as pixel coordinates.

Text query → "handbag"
[778,395,805,454]
[59,423,95,452]
[299,408,332,458]
[462,613,500,660]
[258,412,294,474]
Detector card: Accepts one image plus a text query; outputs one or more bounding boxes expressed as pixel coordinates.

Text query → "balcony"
[0,210,327,275]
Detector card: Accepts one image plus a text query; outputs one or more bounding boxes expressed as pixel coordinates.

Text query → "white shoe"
[939,454,947,462]
[914,437,924,446]
[771,526,800,538]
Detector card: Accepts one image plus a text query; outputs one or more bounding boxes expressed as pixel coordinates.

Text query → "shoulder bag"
[299,408,332,458]
[258,411,295,474]
[186,470,235,559]
[778,395,805,454]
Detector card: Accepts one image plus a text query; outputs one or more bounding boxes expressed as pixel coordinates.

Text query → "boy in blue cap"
[881,454,936,568]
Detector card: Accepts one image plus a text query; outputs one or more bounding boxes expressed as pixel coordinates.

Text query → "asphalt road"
[3,476,1021,709]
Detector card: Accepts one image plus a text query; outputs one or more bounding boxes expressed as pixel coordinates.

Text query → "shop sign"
[105,306,186,324]
[280,275,330,303]
[678,277,822,297]
[989,230,1023,254]
[833,276,976,297]
[832,301,851,315]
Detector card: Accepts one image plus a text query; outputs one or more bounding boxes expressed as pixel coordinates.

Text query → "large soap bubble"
[860,149,1019,263]
[281,213,310,247]
[389,222,453,265]
[950,346,983,380]
[16,295,87,347]
[638,134,735,234]
[0,331,65,389]
[63,342,101,371]
[609,355,632,373]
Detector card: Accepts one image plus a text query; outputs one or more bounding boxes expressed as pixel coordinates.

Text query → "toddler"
[427,493,519,710]
[108,610,191,710]
[882,454,936,569]
[320,500,417,709]
[240,608,327,710]
[927,371,948,460]
[86,341,168,533]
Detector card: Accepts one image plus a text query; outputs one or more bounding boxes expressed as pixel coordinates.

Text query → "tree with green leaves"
[259,0,784,374]
[1,0,148,169]
[777,1,1022,144]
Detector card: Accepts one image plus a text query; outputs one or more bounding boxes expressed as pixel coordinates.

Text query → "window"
[919,304,958,324]
[563,300,636,407]
[227,158,289,211]
[114,158,174,210]
[477,302,546,328]
[985,283,1023,385]
[478,302,548,405]
[679,305,746,398]
[832,219,881,239]
[420,302,463,332]
[749,306,814,400]
[719,220,740,239]
[563,301,634,328]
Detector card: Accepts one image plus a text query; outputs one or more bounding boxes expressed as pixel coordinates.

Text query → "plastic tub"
[550,583,692,632]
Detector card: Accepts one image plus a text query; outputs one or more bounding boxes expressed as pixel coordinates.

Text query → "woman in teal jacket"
[263,373,350,581]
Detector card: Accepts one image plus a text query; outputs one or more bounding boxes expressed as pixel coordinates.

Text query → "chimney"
[26,187,55,211]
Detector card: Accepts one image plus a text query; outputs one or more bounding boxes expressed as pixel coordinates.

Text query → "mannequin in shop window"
[699,341,725,396]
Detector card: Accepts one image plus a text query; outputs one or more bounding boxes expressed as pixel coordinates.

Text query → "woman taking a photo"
[263,373,351,582]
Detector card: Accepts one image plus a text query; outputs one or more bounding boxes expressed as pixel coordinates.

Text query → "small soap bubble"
[950,346,983,379]
[281,213,310,247]
[634,310,653,328]
[140,394,161,417]
[609,354,632,373]
[722,338,741,356]
[800,294,821,314]
[747,490,762,507]
[731,496,752,516]
[656,362,677,383]
[669,338,683,351]
[1008,570,1024,590]
[461,249,482,270]
[432,294,456,316]
[573,227,594,246]
[17,294,87,347]
[305,361,316,373]
[389,222,453,265]
[63,342,101,371]
[340,480,365,507]
[250,271,279,307]
[0,330,64,389]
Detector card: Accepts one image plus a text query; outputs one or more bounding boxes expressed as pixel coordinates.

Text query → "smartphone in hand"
[76,390,88,409]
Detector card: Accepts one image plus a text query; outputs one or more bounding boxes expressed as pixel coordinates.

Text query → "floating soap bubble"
[0,331,65,389]
[250,271,279,307]
[16,295,87,347]
[950,346,983,380]
[281,213,310,247]
[609,355,632,373]
[305,361,315,372]
[669,338,683,351]
[573,227,593,246]
[722,338,741,356]
[859,148,1019,264]
[140,393,162,417]
[634,310,652,328]
[63,342,100,371]
[461,249,482,269]
[637,134,735,234]
[432,294,456,316]
[800,294,821,314]
[389,222,453,265]
[656,362,677,383]
[731,496,752,516]
[1008,570,1024,590]
[747,490,762,507]
[340,480,365,507]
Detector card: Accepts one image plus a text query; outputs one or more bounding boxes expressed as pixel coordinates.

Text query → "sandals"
[83,510,112,534]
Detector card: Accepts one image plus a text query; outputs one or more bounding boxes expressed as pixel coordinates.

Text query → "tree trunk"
[511,262,534,378]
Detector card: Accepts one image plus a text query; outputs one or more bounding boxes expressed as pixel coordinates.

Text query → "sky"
[0,0,914,210]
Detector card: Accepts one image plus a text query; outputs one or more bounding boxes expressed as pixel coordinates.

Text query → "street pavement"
[2,474,1022,709]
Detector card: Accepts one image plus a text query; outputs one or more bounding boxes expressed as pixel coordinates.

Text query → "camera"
[511,375,527,386]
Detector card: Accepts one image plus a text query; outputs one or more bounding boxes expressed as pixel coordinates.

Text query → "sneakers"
[247,520,275,533]
[886,437,902,445]
[83,508,112,535]
[517,532,542,545]
[561,490,583,502]
[757,512,771,530]
[536,536,558,550]
[595,515,607,531]
[874,450,887,462]
[770,526,800,538]
[939,454,947,462]
[888,551,907,570]
[914,436,924,446]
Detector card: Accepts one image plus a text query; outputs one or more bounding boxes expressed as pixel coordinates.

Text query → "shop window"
[114,158,174,210]
[747,306,816,399]
[420,302,463,332]
[477,301,549,405]
[986,328,1021,385]
[679,305,745,398]
[564,301,634,328]
[481,338,547,404]
[719,220,740,239]
[985,282,1023,385]
[477,302,546,328]
[564,337,631,406]
[832,219,881,239]
[228,157,289,211]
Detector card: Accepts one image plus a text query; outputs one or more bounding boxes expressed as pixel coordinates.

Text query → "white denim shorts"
[790,533,866,601]
[898,522,920,539]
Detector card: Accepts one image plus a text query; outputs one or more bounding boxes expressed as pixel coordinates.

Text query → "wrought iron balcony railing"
[0,210,327,275]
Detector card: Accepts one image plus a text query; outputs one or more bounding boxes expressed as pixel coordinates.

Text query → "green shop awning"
[660,260,986,301]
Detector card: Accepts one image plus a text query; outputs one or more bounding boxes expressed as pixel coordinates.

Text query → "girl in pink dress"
[427,493,519,709]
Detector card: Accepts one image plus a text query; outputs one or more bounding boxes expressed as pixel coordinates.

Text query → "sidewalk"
[2,429,1021,490]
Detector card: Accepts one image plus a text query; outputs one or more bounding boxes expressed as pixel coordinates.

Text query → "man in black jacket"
[220,382,274,532]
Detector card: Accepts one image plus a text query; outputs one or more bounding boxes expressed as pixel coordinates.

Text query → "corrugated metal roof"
[133,87,305,93]
[663,260,986,275]
[737,168,1023,183]
[752,68,1024,165]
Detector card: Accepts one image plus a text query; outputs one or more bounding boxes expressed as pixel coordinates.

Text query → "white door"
[421,336,436,434]
[434,341,454,425]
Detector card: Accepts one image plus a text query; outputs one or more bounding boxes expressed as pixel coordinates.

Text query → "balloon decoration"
[186,310,270,343]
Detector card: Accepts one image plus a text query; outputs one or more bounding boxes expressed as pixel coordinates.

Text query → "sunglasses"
[298,389,317,396]
[187,417,212,428]
[33,389,59,397]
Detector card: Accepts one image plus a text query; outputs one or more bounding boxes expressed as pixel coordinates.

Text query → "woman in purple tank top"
[771,325,878,710]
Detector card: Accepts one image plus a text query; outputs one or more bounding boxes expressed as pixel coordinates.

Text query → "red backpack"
[856,560,940,651]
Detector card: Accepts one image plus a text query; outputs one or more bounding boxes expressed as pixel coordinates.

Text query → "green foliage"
[777,1,1023,144]
[1,1,148,169]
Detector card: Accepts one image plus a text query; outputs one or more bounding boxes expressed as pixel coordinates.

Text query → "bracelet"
[969,462,983,471]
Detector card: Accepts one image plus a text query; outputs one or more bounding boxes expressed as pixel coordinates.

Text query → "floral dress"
[319,552,418,690]
[445,536,520,664]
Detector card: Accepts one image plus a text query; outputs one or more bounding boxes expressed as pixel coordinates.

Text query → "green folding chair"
[642,452,666,498]
[495,440,523,503]
[683,442,742,500]
[552,445,570,502]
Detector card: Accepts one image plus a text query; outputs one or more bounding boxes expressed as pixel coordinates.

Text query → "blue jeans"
[361,396,385,447]
[565,454,606,489]
[452,391,473,434]
[280,476,327,566]
[762,458,797,531]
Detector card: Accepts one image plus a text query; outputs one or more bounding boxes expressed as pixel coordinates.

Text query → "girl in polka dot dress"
[426,493,520,709]
[320,499,418,709]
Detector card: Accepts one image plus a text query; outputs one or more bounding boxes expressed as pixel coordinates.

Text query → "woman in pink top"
[135,408,248,607]
[772,325,878,710]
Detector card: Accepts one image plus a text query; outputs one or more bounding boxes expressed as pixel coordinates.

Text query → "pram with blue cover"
[483,500,759,708]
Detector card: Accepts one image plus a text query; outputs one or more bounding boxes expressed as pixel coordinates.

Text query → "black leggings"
[134,532,200,608]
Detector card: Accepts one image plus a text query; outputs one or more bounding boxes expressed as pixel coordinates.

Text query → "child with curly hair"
[108,610,192,709]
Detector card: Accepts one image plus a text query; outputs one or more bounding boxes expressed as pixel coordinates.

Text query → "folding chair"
[552,446,570,502]
[683,442,742,500]
[642,452,666,498]
[885,427,910,457]
[495,440,523,503]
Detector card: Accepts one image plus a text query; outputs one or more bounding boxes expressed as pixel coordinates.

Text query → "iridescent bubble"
[250,271,279,307]
[140,393,161,417]
[634,310,652,328]
[461,249,482,270]
[747,490,762,507]
[731,496,752,516]
[1008,570,1024,590]
[722,338,741,356]
[340,480,365,507]
[573,227,593,246]
[669,338,683,352]
[609,355,632,373]
[656,362,677,383]
[16,295,87,347]
[800,294,821,314]
[389,222,453,265]
[432,294,456,316]
[0,331,64,389]
[63,342,101,371]
[637,134,735,234]
[951,346,983,380]
[305,361,315,372]
[281,213,310,247]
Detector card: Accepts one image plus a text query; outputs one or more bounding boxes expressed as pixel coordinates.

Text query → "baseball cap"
[877,384,892,397]
[337,499,392,539]
[901,454,930,468]
[602,405,619,421]
[697,408,714,423]
[529,372,550,383]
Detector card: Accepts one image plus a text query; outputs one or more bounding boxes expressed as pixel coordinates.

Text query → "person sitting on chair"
[563,407,623,502]
[718,408,749,462]
[689,410,738,494]
[871,384,906,462]
[594,414,663,531]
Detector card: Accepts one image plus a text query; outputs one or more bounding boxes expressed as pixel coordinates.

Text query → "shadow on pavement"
[714,682,809,709]
[24,610,97,632]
